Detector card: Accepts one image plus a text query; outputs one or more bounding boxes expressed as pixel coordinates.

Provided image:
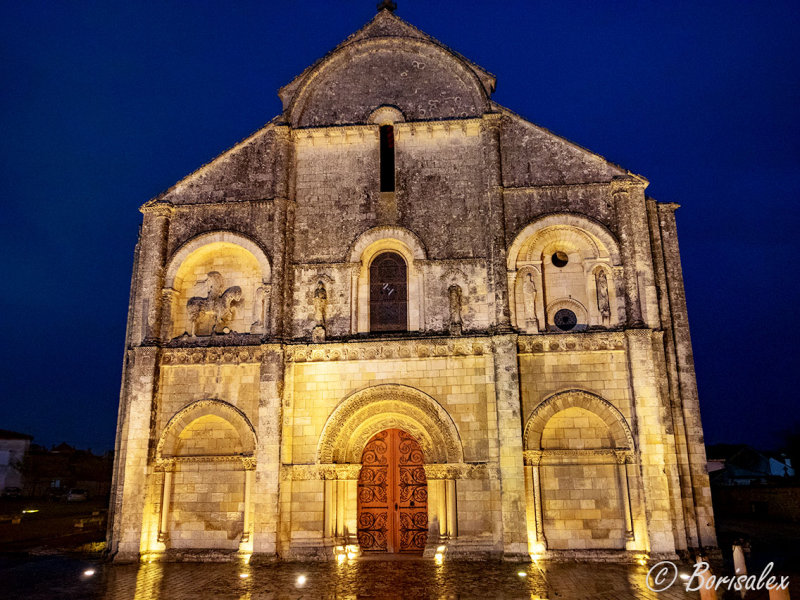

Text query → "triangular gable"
[143,119,280,208]
[497,104,635,186]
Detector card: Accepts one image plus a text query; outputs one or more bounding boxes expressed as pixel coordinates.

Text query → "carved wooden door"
[357,429,428,554]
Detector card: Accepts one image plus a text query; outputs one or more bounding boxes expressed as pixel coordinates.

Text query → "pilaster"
[491,333,528,558]
[252,345,284,559]
[611,176,658,328]
[135,204,172,344]
[657,203,717,548]
[482,113,512,331]
[111,345,160,561]
[625,329,678,556]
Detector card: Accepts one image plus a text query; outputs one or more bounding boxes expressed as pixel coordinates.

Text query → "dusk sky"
[1,1,798,452]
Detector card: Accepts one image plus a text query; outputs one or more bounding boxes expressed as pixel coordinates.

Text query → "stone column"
[615,452,635,543]
[481,113,512,331]
[657,203,717,549]
[135,205,172,344]
[252,345,283,559]
[524,452,545,552]
[323,477,337,540]
[445,478,458,538]
[157,467,173,543]
[343,475,359,544]
[491,334,528,558]
[159,288,176,341]
[270,125,295,339]
[610,177,646,327]
[240,462,255,549]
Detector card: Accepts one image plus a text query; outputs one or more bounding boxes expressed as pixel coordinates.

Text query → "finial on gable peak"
[377,0,397,13]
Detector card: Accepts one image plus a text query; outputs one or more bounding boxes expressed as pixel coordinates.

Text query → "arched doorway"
[357,429,428,554]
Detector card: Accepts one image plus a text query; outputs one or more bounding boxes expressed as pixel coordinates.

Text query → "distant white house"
[707,444,795,485]
[0,430,33,490]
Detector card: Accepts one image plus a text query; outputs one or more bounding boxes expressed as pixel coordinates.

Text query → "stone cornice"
[169,198,275,210]
[503,182,611,193]
[610,174,649,194]
[523,449,635,465]
[292,118,484,144]
[153,332,643,364]
[517,331,626,354]
[155,454,256,471]
[281,462,492,481]
[285,337,488,363]
[140,202,174,217]
[161,344,281,365]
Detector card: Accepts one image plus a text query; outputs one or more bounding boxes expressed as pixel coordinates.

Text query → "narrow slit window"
[380,125,395,192]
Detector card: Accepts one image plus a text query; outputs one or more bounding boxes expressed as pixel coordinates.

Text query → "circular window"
[551,251,569,268]
[554,309,577,331]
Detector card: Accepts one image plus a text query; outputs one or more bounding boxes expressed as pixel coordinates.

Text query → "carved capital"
[140,202,175,217]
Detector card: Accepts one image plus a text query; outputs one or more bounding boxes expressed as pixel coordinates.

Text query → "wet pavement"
[0,554,718,599]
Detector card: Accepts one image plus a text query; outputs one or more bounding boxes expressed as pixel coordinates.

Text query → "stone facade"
[107,8,717,563]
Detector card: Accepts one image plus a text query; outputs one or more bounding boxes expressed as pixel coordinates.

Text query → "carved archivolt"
[346,226,427,334]
[506,214,621,269]
[346,225,426,264]
[164,231,272,289]
[523,389,635,451]
[368,105,405,125]
[156,399,257,459]
[317,384,464,464]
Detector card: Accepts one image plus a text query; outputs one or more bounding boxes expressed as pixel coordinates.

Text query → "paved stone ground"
[0,554,722,600]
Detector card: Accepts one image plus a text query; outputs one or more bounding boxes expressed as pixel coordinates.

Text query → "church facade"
[107,7,716,562]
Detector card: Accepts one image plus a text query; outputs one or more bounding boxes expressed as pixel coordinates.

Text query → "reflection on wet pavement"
[2,555,706,599]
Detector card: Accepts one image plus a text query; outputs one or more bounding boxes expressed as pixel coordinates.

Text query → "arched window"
[369,252,407,331]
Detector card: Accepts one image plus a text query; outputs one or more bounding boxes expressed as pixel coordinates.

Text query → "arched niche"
[154,399,257,553]
[507,214,623,331]
[522,389,637,553]
[347,226,426,333]
[317,384,463,465]
[163,232,272,338]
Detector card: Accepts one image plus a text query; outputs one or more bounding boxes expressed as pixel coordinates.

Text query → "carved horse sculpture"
[187,271,243,336]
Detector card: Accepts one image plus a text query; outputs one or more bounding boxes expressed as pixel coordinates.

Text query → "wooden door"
[357,429,428,553]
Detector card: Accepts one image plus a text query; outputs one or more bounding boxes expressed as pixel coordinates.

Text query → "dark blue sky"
[1,1,798,452]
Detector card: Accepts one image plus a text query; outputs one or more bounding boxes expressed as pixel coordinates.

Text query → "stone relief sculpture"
[448,284,463,336]
[522,272,539,331]
[186,271,242,337]
[596,269,611,326]
[250,284,271,335]
[312,280,328,342]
